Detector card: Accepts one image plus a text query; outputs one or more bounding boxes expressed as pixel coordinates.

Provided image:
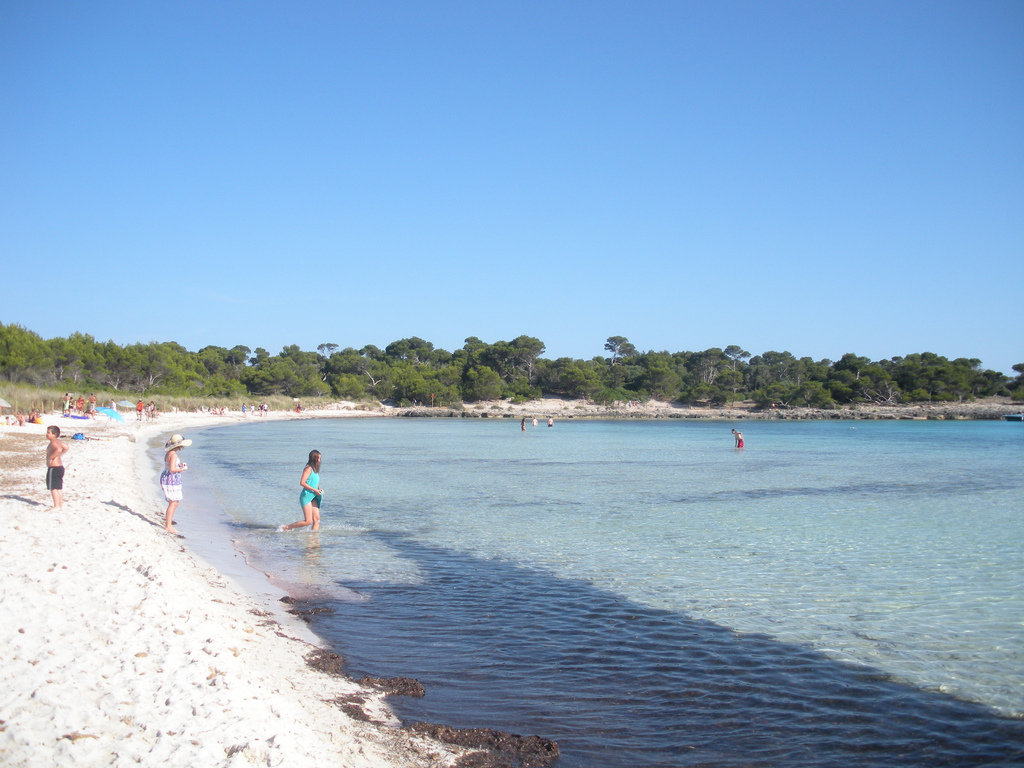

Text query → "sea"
[175,417,1024,767]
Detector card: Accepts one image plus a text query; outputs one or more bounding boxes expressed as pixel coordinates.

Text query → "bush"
[592,387,641,405]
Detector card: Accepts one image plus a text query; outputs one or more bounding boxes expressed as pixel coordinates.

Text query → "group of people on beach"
[158,435,322,535]
[38,423,321,534]
[7,408,42,426]
[136,400,158,421]
[62,392,95,417]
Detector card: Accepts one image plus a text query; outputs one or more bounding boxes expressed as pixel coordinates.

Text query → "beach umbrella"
[0,397,10,408]
[118,400,134,407]
[97,406,125,422]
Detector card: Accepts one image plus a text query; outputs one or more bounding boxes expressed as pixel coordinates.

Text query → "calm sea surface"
[184,418,1024,767]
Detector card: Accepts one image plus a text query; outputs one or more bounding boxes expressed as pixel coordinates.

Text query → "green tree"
[197,346,231,377]
[226,345,252,372]
[745,350,798,390]
[101,342,141,391]
[388,360,429,404]
[317,343,339,360]
[723,345,751,370]
[0,323,50,383]
[242,345,326,397]
[326,373,368,400]
[542,358,602,399]
[462,365,503,402]
[508,335,546,383]
[1011,363,1024,400]
[604,336,637,366]
[462,337,487,355]
[469,337,542,384]
[50,332,105,385]
[385,337,436,363]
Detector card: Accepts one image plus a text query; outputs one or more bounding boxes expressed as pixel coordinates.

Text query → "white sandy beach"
[0,408,468,768]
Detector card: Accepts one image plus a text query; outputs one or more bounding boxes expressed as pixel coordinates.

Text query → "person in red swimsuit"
[732,429,744,449]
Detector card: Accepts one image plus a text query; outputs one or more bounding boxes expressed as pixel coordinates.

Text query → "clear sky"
[2,1,1022,374]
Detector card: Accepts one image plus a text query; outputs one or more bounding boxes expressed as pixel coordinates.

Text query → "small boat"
[1004,413,1024,422]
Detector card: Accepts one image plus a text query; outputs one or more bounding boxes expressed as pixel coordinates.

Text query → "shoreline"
[389,395,1022,421]
[0,409,491,767]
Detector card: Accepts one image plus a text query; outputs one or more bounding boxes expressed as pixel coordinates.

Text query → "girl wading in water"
[161,433,192,534]
[278,450,323,531]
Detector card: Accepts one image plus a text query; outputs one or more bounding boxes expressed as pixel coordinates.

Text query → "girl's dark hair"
[307,450,321,472]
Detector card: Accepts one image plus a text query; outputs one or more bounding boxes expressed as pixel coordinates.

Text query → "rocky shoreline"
[391,396,1023,422]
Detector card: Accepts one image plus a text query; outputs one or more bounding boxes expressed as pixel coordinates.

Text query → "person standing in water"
[279,450,322,531]
[732,428,744,449]
[161,433,191,533]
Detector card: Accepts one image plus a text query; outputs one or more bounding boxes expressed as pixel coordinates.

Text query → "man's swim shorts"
[46,466,65,490]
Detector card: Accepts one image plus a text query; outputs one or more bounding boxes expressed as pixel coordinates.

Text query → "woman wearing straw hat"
[161,433,192,534]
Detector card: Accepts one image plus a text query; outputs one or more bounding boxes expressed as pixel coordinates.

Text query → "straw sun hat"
[165,434,193,451]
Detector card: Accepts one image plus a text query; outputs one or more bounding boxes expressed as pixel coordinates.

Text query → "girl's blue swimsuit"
[299,469,320,507]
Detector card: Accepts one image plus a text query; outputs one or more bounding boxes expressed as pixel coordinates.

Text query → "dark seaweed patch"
[304,648,345,676]
[410,723,559,768]
[358,676,426,697]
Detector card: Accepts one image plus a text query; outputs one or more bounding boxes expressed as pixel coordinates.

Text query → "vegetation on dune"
[1,322,1022,410]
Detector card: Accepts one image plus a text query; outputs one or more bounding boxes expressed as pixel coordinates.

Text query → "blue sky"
[2,1,1021,374]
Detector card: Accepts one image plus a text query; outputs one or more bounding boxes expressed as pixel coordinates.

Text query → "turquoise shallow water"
[184,418,1024,766]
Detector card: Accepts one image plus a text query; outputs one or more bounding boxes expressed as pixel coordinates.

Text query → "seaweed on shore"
[358,676,425,697]
[287,605,335,620]
[327,694,374,722]
[304,647,346,676]
[409,723,559,768]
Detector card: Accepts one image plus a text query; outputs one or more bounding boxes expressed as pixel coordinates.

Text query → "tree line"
[1,323,1021,407]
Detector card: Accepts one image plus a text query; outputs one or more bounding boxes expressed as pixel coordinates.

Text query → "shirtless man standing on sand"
[46,425,69,511]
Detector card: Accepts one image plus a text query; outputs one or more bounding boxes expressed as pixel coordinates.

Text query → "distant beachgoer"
[161,433,192,534]
[521,417,527,431]
[279,450,322,532]
[547,417,554,427]
[732,429,744,449]
[532,418,538,427]
[62,393,72,416]
[45,425,69,511]
[76,396,85,415]
[136,399,144,421]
